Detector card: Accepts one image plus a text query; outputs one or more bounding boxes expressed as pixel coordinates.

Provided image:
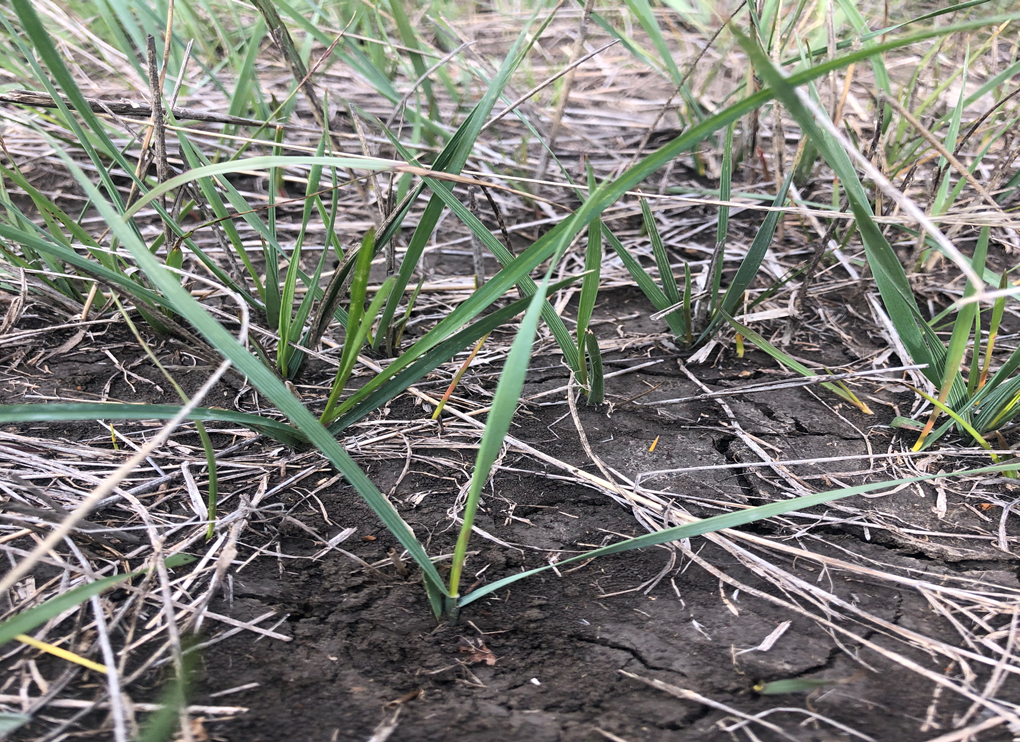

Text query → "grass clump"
[2,0,1020,735]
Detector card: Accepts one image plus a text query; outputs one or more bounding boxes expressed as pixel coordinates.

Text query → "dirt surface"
[5,285,1018,742]
[190,367,1019,742]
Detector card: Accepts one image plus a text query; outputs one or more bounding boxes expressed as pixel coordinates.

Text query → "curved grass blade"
[915,226,987,447]
[127,155,399,220]
[373,8,549,350]
[321,276,396,425]
[730,29,938,382]
[324,278,582,433]
[6,0,129,216]
[458,460,1020,609]
[381,129,581,370]
[908,386,1001,465]
[693,164,797,345]
[605,228,685,338]
[0,224,167,309]
[642,198,685,335]
[780,0,996,64]
[723,315,872,413]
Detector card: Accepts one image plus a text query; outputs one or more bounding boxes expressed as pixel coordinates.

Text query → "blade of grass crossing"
[731,30,937,381]
[326,289,569,432]
[0,403,306,446]
[459,460,1020,608]
[321,228,379,423]
[381,124,581,369]
[0,574,134,648]
[914,226,987,447]
[604,228,686,337]
[176,135,267,304]
[699,164,797,343]
[978,274,1008,390]
[724,315,872,413]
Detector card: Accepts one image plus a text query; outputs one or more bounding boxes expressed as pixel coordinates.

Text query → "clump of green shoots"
[1,0,1019,629]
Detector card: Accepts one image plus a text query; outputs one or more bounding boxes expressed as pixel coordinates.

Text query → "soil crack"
[571,634,691,677]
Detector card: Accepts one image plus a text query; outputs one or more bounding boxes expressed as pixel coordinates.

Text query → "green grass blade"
[373,8,547,348]
[459,460,1020,608]
[389,0,437,125]
[0,713,30,734]
[575,205,603,387]
[0,223,166,308]
[322,277,397,426]
[780,0,996,64]
[226,16,268,134]
[623,0,682,83]
[935,226,987,413]
[321,229,379,422]
[709,124,735,311]
[642,198,684,334]
[835,0,893,96]
[682,262,693,346]
[584,330,604,405]
[731,29,938,383]
[724,315,872,413]
[977,273,1008,391]
[413,170,581,370]
[699,165,796,343]
[378,116,583,371]
[910,385,997,455]
[0,403,306,446]
[0,573,134,648]
[930,46,968,218]
[604,228,686,337]
[6,1,128,214]
[447,268,553,613]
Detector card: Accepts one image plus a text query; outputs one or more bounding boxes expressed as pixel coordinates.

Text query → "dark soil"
[193,374,1019,742]
[4,290,1020,742]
